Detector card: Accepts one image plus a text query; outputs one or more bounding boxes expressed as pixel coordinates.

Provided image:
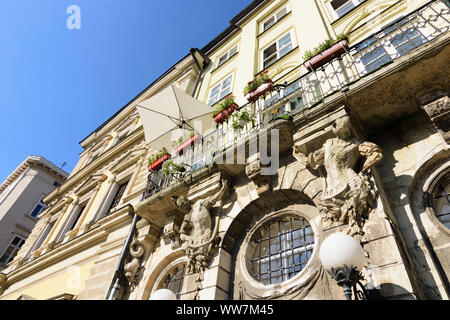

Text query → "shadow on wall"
[371,113,445,300]
[379,283,416,300]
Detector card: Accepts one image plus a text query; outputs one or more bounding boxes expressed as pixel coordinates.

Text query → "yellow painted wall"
[2,260,95,300]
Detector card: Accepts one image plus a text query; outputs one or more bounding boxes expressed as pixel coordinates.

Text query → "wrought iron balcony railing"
[141,0,450,201]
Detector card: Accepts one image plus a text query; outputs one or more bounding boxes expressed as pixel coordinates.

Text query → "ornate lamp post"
[149,288,177,300]
[319,232,380,300]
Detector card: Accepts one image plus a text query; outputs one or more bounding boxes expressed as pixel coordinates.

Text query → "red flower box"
[173,134,202,155]
[148,153,171,171]
[245,80,274,102]
[213,103,239,124]
[303,39,349,72]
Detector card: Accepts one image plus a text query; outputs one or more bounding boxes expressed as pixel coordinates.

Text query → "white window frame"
[29,197,46,218]
[0,235,26,266]
[217,44,239,68]
[207,73,234,106]
[261,30,295,70]
[328,0,366,20]
[260,4,289,33]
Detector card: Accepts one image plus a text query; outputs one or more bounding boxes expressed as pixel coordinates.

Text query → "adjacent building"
[0,156,68,272]
[0,0,449,300]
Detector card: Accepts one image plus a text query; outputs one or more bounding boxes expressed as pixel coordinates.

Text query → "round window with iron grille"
[245,214,314,285]
[431,171,450,229]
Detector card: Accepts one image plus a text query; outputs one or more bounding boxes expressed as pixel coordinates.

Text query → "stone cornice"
[0,156,68,194]
[44,129,145,204]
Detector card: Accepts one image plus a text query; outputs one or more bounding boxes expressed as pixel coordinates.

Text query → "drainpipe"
[190,48,210,98]
[106,204,141,300]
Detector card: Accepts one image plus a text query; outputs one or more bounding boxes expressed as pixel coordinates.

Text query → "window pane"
[247,215,314,285]
[276,7,288,20]
[263,16,275,31]
[229,45,238,56]
[391,29,426,56]
[209,84,220,99]
[218,54,228,67]
[361,45,392,73]
[278,33,292,49]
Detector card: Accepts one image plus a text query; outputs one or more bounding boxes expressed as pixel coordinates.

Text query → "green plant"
[302,34,349,61]
[231,109,255,131]
[243,71,272,95]
[148,147,168,165]
[171,131,195,147]
[161,159,183,177]
[212,94,236,117]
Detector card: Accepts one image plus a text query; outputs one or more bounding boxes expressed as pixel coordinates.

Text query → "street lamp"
[149,288,177,300]
[319,232,379,300]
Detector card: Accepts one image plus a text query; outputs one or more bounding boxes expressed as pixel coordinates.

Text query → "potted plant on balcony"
[231,108,255,132]
[172,131,202,156]
[212,94,239,124]
[244,70,274,102]
[161,159,184,177]
[302,34,349,72]
[148,147,171,171]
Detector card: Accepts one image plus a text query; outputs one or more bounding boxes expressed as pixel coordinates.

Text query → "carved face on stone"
[333,116,352,139]
[176,196,192,212]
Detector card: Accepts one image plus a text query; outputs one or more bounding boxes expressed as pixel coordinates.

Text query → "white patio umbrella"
[136,84,216,153]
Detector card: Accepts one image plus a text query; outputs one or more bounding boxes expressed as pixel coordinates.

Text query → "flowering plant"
[212,94,237,117]
[148,147,169,165]
[243,71,272,94]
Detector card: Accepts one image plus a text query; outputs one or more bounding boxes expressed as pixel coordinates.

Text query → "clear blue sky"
[0,0,252,183]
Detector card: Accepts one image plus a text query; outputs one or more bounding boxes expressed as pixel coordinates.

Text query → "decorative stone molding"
[0,273,7,296]
[124,236,146,291]
[124,222,161,292]
[172,180,228,284]
[245,154,271,195]
[421,95,450,144]
[162,210,184,249]
[294,116,383,236]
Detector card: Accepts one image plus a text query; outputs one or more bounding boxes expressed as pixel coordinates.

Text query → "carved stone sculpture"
[294,116,383,235]
[245,158,271,194]
[0,273,7,296]
[173,180,228,281]
[123,237,145,291]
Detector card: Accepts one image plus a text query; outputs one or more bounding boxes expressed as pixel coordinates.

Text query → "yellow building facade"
[0,0,449,300]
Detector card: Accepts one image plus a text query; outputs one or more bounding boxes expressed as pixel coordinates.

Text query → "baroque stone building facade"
[0,0,449,300]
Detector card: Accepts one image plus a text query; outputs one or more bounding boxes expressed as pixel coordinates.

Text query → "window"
[26,220,55,258]
[208,74,233,106]
[53,181,61,187]
[246,215,314,285]
[262,5,288,32]
[107,181,129,213]
[0,236,25,265]
[262,32,293,69]
[330,0,367,18]
[357,23,427,73]
[159,264,186,300]
[432,172,450,229]
[29,197,46,218]
[68,203,87,231]
[217,45,238,67]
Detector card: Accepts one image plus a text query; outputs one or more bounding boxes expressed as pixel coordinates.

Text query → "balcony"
[141,0,450,201]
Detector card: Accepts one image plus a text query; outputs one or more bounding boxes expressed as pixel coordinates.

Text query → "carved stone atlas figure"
[294,116,383,235]
[173,180,228,281]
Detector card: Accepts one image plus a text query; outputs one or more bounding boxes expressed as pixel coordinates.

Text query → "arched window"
[246,214,314,285]
[431,171,450,229]
[158,264,186,299]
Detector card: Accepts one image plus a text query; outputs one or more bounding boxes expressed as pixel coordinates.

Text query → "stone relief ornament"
[294,116,383,235]
[0,273,7,296]
[123,237,146,291]
[172,180,228,282]
[245,158,271,194]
